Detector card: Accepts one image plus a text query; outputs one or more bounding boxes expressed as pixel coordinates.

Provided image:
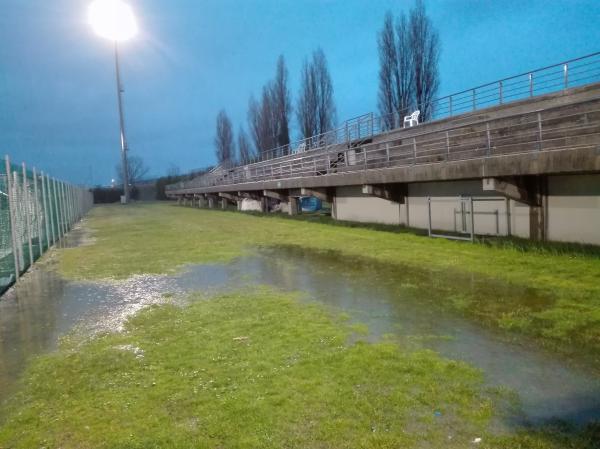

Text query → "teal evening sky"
[1,0,599,184]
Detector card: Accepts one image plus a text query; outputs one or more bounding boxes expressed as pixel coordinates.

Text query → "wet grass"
[277,211,600,259]
[1,288,597,448]
[56,203,600,359]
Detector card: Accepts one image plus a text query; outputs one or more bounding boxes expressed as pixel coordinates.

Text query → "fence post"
[68,184,74,229]
[529,73,533,97]
[41,171,50,251]
[563,63,568,89]
[13,171,24,270]
[5,156,20,281]
[56,179,63,239]
[64,183,70,230]
[70,184,75,226]
[49,175,57,245]
[22,163,34,267]
[470,196,475,242]
[76,187,80,218]
[72,186,77,221]
[505,197,512,237]
[499,81,503,105]
[52,178,62,240]
[59,181,67,238]
[427,196,432,237]
[32,167,43,257]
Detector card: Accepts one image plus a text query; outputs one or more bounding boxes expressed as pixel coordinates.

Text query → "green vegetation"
[1,289,597,448]
[55,203,600,359]
[2,203,599,447]
[273,211,600,259]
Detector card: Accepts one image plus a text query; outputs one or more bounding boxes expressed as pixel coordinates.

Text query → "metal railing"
[215,51,600,168]
[168,94,600,193]
[0,155,94,295]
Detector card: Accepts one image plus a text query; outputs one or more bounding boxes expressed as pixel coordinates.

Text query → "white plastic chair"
[403,110,420,128]
[294,142,306,153]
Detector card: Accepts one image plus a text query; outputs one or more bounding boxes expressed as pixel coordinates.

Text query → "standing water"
[1,245,599,428]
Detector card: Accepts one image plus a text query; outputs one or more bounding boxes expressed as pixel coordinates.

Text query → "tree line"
[214,0,439,166]
[215,49,336,166]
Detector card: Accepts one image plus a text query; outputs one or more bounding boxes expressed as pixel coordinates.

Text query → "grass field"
[56,203,600,359]
[1,289,597,448]
[2,202,599,448]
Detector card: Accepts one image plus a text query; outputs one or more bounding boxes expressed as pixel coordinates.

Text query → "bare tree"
[378,11,414,129]
[377,12,398,130]
[116,154,149,185]
[272,55,292,153]
[248,92,273,157]
[214,109,234,165]
[248,95,264,154]
[396,13,413,118]
[237,126,253,164]
[377,2,439,126]
[297,48,336,140]
[314,49,336,137]
[247,56,292,158]
[409,0,439,121]
[261,84,278,152]
[297,60,318,140]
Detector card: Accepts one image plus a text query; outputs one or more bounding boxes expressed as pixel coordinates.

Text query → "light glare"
[89,0,138,42]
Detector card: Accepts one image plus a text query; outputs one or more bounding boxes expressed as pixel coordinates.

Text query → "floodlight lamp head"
[89,0,138,42]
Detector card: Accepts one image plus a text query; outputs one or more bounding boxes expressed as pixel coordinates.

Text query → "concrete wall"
[240,199,263,212]
[547,174,600,245]
[335,186,405,225]
[333,174,600,245]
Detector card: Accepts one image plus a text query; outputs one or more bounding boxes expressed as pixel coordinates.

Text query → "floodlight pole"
[114,41,130,203]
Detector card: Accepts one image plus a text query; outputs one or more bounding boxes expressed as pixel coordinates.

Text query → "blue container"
[300,196,322,212]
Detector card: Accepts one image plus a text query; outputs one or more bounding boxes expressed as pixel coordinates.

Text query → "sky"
[1,0,599,185]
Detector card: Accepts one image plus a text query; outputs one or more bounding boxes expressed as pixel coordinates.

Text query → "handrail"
[240,51,600,165]
[167,94,600,193]
[233,94,600,171]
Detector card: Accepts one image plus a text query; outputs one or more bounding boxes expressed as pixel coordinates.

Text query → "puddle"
[0,247,599,428]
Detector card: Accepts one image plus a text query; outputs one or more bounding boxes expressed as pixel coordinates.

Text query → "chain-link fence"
[1,155,93,295]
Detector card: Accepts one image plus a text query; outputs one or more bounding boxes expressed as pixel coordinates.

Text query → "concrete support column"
[198,196,206,208]
[237,200,242,211]
[208,197,215,209]
[289,197,299,216]
[331,194,337,220]
[261,197,268,213]
[529,175,548,241]
[221,198,228,210]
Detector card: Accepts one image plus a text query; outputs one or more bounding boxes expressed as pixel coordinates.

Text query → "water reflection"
[0,247,599,427]
[0,269,67,398]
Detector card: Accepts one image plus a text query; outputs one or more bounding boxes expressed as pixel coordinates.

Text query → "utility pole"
[114,41,130,203]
